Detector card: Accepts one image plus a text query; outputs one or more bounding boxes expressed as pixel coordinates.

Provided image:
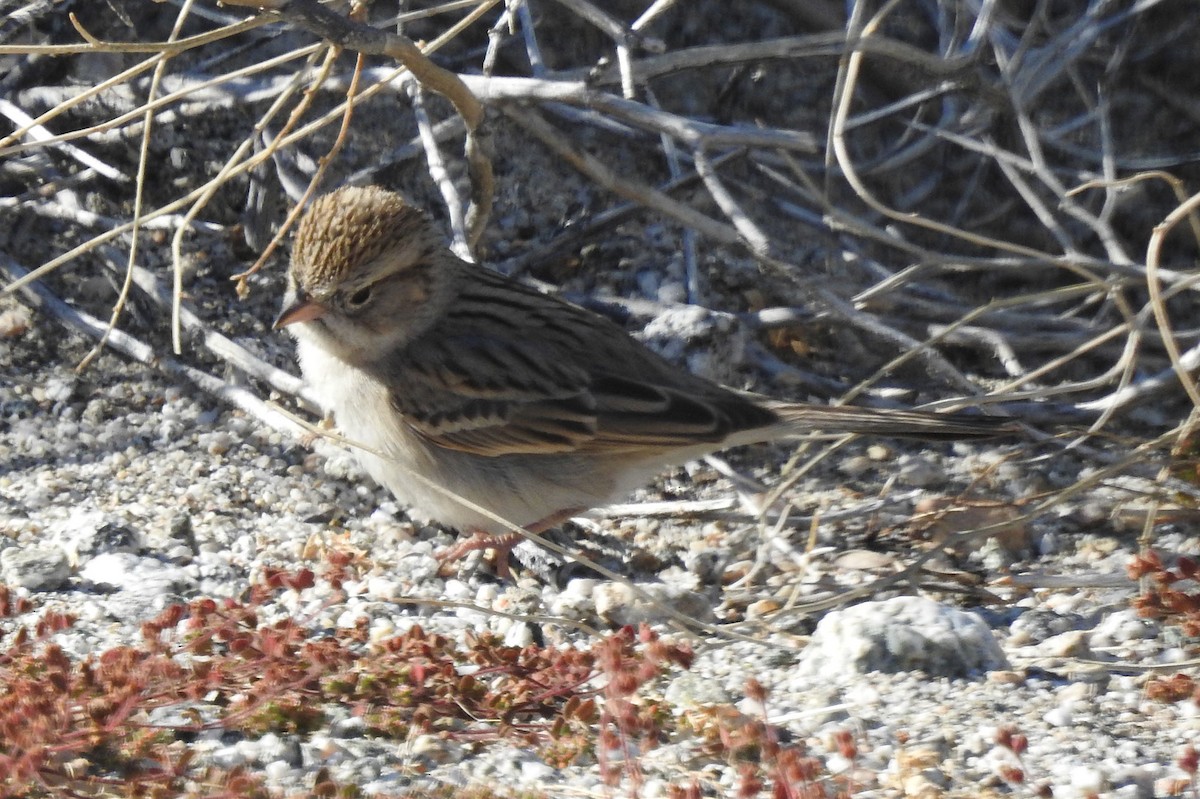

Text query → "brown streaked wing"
[420,396,601,456]
[381,331,599,455]
[580,374,733,450]
[372,272,780,457]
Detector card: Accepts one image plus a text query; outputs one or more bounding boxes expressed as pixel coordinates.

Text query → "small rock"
[257,733,303,767]
[332,716,366,739]
[550,577,599,616]
[366,576,400,600]
[639,306,746,385]
[797,596,1008,678]
[987,670,1026,684]
[832,549,897,571]
[664,669,736,708]
[1032,630,1093,659]
[594,580,715,627]
[916,499,1028,553]
[1089,609,1159,647]
[41,376,76,403]
[0,545,70,590]
[1009,609,1088,645]
[503,621,534,647]
[409,734,464,764]
[0,306,32,338]
[1109,765,1155,799]
[263,760,293,781]
[520,760,556,783]
[746,598,781,619]
[79,552,193,595]
[721,559,754,584]
[866,444,892,461]
[838,455,874,477]
[1059,681,1098,702]
[167,513,198,552]
[50,511,141,564]
[1068,764,1105,793]
[901,773,944,799]
[896,455,945,487]
[1043,701,1074,727]
[205,431,234,456]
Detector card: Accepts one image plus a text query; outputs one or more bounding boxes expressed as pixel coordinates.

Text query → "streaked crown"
[290,185,442,294]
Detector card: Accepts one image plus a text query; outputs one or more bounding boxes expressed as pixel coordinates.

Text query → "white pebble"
[366,577,400,600]
[1043,701,1075,727]
[1069,764,1105,792]
[503,621,533,648]
[263,760,292,781]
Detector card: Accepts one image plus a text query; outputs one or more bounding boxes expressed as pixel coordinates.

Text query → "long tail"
[763,401,1016,441]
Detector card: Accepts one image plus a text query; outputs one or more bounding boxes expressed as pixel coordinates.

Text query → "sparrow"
[275,185,1010,575]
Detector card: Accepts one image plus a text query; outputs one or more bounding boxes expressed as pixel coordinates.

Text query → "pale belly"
[294,337,650,533]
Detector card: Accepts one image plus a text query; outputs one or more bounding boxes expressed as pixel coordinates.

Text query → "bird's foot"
[435,509,582,579]
[436,531,523,579]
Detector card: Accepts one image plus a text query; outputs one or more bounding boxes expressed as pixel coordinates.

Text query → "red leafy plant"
[0,565,693,798]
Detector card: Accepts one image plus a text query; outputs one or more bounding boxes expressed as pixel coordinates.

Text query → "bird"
[275,185,1012,576]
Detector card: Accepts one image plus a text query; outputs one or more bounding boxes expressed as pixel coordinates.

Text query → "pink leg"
[436,531,523,579]
[435,508,582,579]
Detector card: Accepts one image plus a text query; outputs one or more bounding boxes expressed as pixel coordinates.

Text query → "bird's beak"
[273,288,327,329]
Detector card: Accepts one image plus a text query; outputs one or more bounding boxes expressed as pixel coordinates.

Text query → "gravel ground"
[3,285,1199,798]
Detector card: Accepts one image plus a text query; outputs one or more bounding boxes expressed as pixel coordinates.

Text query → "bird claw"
[436,531,523,580]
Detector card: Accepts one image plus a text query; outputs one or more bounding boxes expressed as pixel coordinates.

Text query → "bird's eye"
[347,286,373,307]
